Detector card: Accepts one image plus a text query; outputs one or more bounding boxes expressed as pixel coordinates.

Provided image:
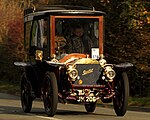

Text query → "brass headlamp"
[104,65,116,80]
[67,64,78,80]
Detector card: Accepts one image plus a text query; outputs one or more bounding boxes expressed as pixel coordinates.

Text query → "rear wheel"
[21,73,33,113]
[113,72,129,116]
[84,102,96,113]
[43,72,58,117]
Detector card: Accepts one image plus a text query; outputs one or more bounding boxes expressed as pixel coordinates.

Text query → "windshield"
[54,17,100,59]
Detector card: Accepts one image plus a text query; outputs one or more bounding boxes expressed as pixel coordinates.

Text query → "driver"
[67,25,92,54]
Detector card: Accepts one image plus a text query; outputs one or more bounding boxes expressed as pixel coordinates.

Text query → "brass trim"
[82,68,94,76]
[35,50,43,61]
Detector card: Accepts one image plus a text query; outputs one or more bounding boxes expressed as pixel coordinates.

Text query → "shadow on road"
[1,104,150,119]
[0,105,115,118]
[0,105,25,115]
[56,109,115,117]
[31,109,115,117]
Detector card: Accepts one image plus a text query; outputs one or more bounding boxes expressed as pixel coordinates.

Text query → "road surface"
[0,93,149,120]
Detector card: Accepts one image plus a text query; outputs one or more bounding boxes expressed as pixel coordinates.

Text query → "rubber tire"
[43,72,58,117]
[113,72,129,116]
[84,102,96,113]
[21,72,33,113]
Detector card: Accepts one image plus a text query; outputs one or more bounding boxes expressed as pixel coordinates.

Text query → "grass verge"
[0,80,20,96]
[129,97,150,107]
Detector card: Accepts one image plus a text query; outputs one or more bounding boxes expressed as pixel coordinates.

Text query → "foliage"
[103,0,150,96]
[0,0,24,82]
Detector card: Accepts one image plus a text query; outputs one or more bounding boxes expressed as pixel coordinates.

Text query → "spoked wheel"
[21,72,33,113]
[43,72,58,117]
[113,72,129,116]
[84,102,97,113]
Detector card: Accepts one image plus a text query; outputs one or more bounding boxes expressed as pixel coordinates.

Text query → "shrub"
[0,0,24,82]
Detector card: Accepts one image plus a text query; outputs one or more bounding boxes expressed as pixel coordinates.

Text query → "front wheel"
[84,102,97,113]
[113,72,129,116]
[43,72,58,117]
[21,73,33,113]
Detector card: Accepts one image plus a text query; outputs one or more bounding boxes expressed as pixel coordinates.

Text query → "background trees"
[0,0,149,96]
[0,0,24,83]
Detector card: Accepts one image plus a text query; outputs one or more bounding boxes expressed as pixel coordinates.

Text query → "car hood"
[59,53,99,65]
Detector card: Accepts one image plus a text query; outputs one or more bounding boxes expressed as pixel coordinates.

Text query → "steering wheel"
[55,36,67,55]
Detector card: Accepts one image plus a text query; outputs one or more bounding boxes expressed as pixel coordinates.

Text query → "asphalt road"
[0,93,149,120]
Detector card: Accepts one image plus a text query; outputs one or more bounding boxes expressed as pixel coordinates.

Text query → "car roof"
[24,5,105,21]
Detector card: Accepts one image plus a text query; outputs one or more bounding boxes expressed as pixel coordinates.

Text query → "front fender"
[114,62,134,72]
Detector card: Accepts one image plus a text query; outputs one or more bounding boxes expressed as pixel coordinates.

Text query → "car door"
[29,17,49,63]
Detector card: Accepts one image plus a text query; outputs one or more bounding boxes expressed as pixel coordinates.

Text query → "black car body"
[14,5,133,117]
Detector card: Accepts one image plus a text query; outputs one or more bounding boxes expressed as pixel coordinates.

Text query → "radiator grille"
[74,64,102,85]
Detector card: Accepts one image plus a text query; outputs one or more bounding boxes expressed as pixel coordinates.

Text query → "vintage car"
[14,5,133,117]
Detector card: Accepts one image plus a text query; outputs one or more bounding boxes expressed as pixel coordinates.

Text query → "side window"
[29,18,49,60]
[25,21,32,51]
[39,19,48,48]
[31,19,48,49]
[31,20,39,47]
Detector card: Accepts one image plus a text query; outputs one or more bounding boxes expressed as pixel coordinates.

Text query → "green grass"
[129,97,150,107]
[0,80,20,95]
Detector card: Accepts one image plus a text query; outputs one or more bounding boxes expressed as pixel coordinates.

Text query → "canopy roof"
[24,5,105,18]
